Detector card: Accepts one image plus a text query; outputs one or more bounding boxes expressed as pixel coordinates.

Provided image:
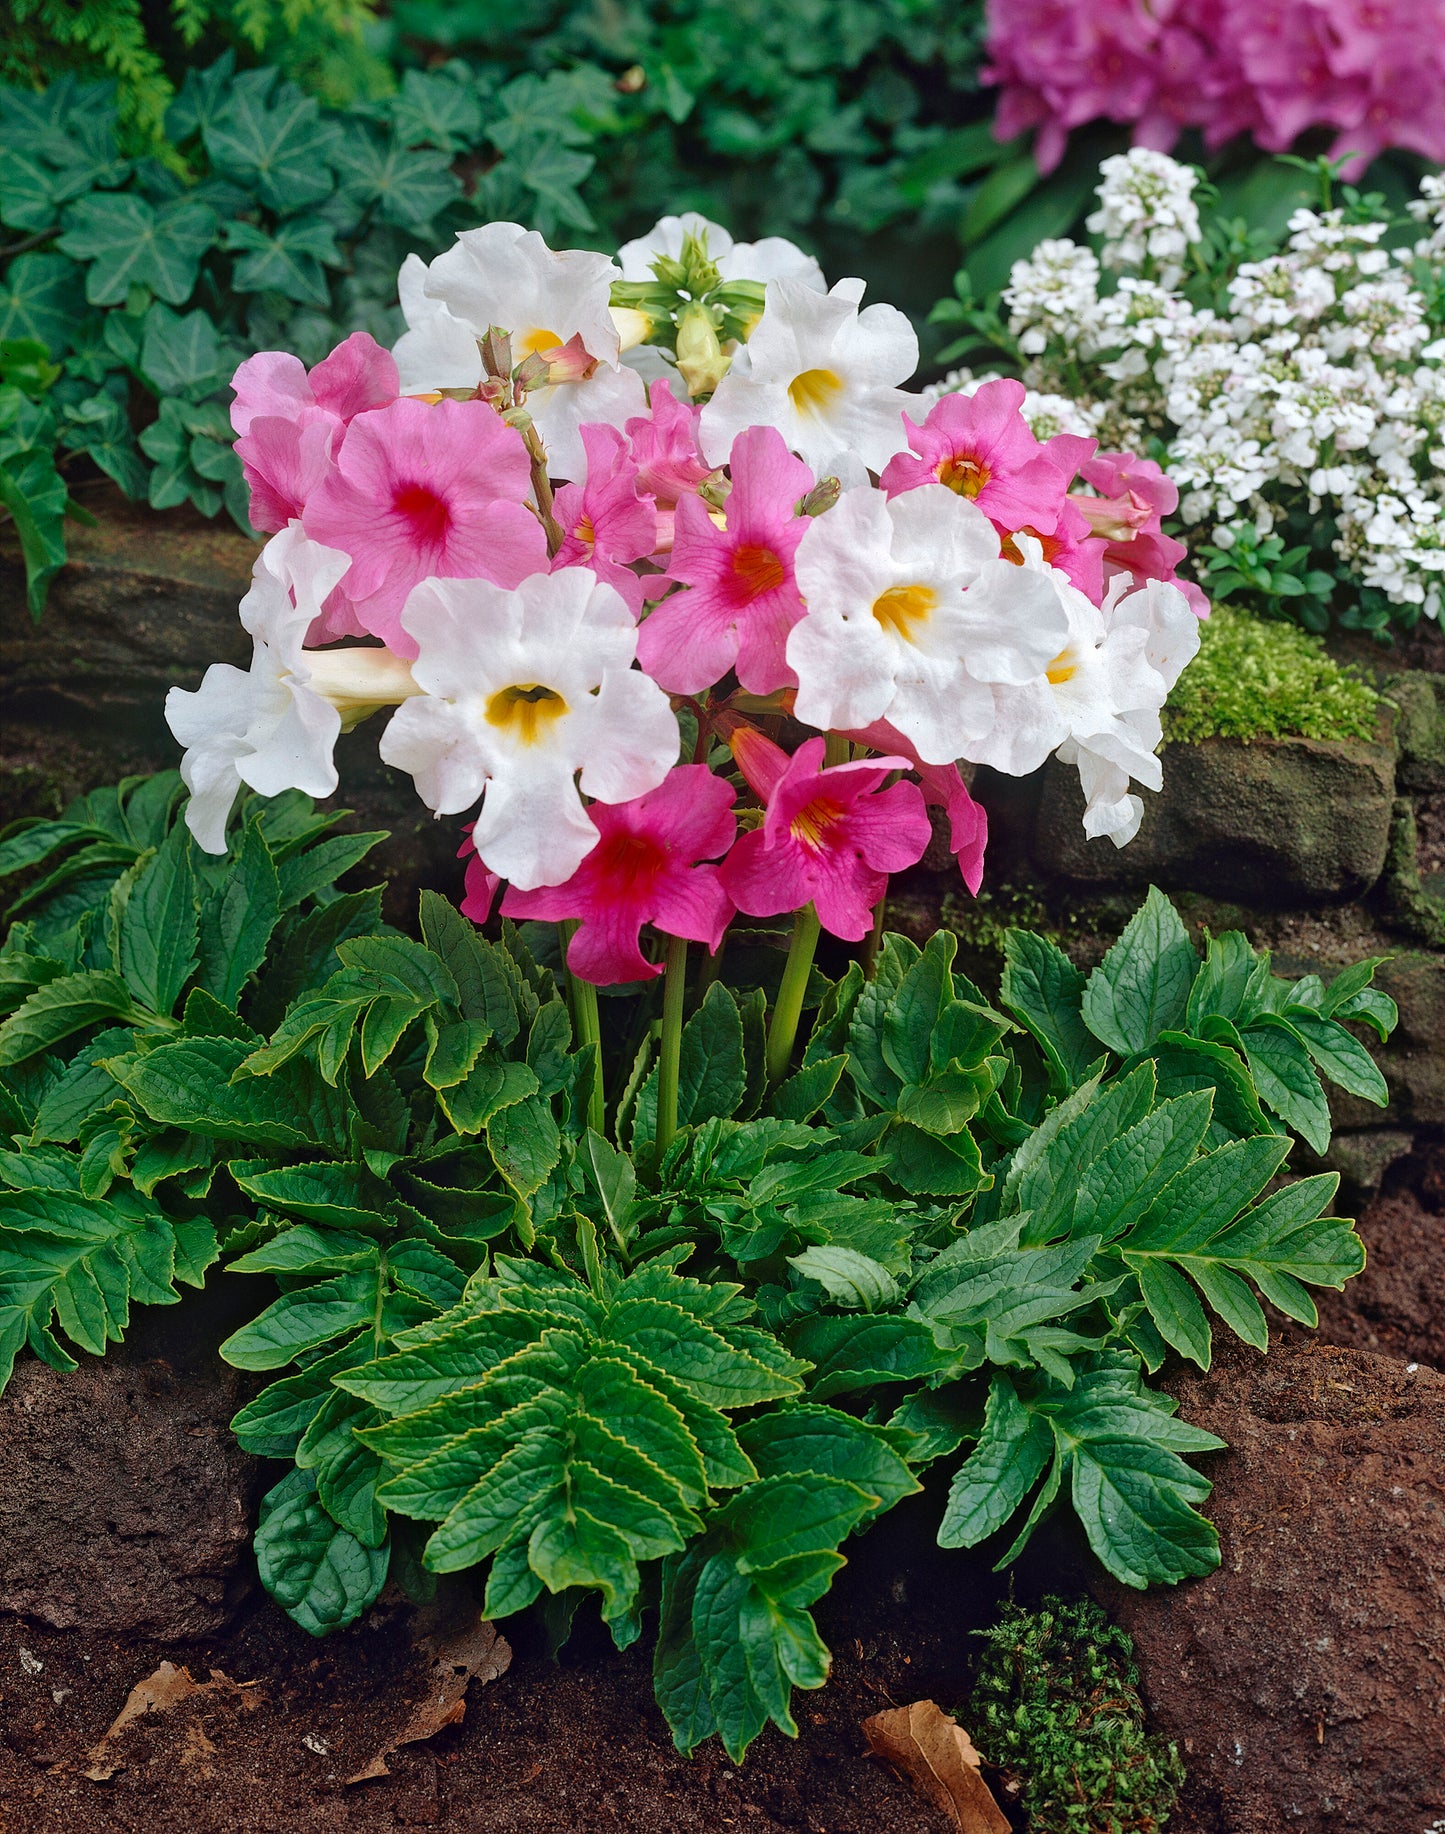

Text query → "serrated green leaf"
[118,825,197,1015]
[0,969,137,1065]
[1082,888,1198,1056]
[255,1466,388,1635]
[938,1376,1052,1547]
[788,1246,899,1311]
[1240,1019,1333,1153]
[788,1311,950,1400]
[1001,929,1096,1088]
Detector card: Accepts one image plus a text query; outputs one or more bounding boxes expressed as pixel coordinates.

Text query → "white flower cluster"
[1086,149,1203,288]
[990,155,1445,619]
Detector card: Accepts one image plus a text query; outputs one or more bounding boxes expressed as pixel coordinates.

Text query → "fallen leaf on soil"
[347,1616,511,1784]
[84,1661,263,1782]
[862,1699,1011,1834]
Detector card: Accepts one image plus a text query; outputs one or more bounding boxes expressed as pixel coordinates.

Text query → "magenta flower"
[719,731,931,942]
[846,718,989,896]
[552,423,658,616]
[627,380,713,507]
[1000,500,1106,601]
[881,380,1085,536]
[637,426,814,696]
[1073,450,1207,616]
[457,826,500,925]
[302,397,549,656]
[500,765,736,985]
[231,333,400,535]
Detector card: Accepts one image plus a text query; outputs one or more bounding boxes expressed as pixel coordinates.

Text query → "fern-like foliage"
[1,0,379,139]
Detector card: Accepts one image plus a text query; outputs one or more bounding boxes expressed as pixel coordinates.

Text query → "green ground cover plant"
[0,55,623,605]
[1163,605,1381,746]
[0,778,1395,1761]
[968,1595,1184,1834]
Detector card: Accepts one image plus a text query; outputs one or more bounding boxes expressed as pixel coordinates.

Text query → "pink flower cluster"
[205,273,1202,988]
[985,0,1445,174]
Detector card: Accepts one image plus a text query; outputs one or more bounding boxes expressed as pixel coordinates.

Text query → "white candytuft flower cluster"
[1086,150,1203,288]
[971,154,1445,620]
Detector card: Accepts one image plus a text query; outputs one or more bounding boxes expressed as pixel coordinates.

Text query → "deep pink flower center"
[595,830,668,892]
[731,543,786,600]
[392,481,452,552]
[937,451,992,499]
[789,796,845,853]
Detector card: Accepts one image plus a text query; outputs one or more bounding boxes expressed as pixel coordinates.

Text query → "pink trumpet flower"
[718,728,931,941]
[303,396,550,657]
[231,333,400,535]
[458,826,501,925]
[501,765,737,985]
[638,426,813,695]
[881,379,1092,535]
[847,717,989,896]
[552,423,658,615]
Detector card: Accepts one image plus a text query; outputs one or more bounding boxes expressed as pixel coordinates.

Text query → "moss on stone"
[1165,603,1380,744]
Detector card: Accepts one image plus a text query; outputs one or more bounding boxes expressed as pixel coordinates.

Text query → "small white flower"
[699,277,919,475]
[617,213,825,291]
[787,483,1068,763]
[379,569,678,890]
[392,224,647,480]
[167,528,355,853]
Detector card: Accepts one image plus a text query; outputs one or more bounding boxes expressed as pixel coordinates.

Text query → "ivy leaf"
[224,219,344,309]
[254,1467,389,1636]
[202,76,340,212]
[138,302,225,398]
[57,193,218,307]
[0,253,86,355]
[1081,888,1198,1057]
[389,68,484,151]
[329,124,461,230]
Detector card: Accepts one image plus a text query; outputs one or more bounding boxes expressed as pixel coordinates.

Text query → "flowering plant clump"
[984,0,1445,177]
[936,150,1445,634]
[170,210,1206,1033]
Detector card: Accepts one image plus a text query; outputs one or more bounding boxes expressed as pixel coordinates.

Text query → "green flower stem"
[766,902,821,1083]
[862,883,888,979]
[656,933,689,1153]
[572,975,607,1138]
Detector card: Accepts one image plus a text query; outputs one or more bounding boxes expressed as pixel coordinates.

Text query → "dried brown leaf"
[347,1616,511,1784]
[84,1662,262,1782]
[862,1698,1011,1834]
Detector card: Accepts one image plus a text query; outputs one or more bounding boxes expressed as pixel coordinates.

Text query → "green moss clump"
[1165,603,1379,745]
[968,1596,1185,1834]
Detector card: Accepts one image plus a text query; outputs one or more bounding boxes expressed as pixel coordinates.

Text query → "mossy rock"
[1035,722,1398,906]
[0,490,461,915]
[1388,670,1445,794]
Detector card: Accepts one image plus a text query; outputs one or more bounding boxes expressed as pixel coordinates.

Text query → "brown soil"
[1103,1340,1445,1834]
[0,1475,1028,1834]
[1309,1138,1445,1370]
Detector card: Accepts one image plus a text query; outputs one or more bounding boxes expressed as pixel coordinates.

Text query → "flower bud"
[674,304,731,400]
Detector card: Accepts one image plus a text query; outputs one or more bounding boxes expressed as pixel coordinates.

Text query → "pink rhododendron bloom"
[638,426,813,696]
[847,718,989,896]
[303,397,549,656]
[718,729,931,941]
[984,0,1445,178]
[231,333,400,536]
[500,765,736,984]
[881,380,1090,536]
[552,424,658,615]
